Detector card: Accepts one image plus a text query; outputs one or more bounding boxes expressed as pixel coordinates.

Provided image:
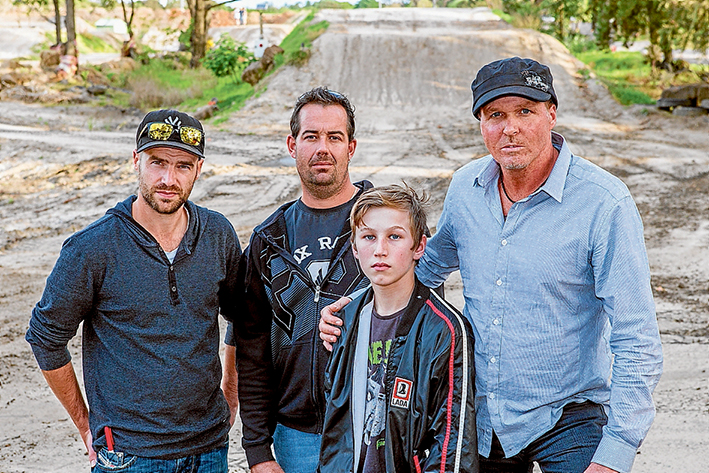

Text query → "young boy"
[319,184,478,473]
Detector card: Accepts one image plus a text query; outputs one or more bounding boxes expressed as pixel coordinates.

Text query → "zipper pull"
[314,285,321,303]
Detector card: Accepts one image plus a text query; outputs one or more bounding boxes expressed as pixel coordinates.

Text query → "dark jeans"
[91,444,228,473]
[480,401,607,473]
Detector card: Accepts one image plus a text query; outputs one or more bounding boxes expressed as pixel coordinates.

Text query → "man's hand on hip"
[319,296,350,351]
[80,427,97,467]
[251,460,286,473]
[584,462,618,473]
[40,363,96,467]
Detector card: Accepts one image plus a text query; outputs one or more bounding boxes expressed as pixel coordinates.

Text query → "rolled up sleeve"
[26,236,99,371]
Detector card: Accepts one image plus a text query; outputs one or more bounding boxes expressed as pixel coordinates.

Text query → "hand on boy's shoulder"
[251,461,285,473]
[584,463,618,473]
[319,296,350,352]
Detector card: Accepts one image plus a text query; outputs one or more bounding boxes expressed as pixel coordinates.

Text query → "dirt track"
[1,7,708,472]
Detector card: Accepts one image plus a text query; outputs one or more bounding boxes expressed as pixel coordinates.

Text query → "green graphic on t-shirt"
[368,339,393,366]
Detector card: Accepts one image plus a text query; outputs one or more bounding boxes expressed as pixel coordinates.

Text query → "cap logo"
[165,116,182,127]
[522,71,549,92]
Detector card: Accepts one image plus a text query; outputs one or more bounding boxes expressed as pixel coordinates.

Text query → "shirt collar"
[472,131,572,203]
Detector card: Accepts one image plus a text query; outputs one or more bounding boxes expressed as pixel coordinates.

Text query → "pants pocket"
[93,448,138,472]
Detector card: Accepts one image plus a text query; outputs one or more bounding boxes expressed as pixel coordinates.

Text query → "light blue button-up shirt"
[416,133,663,473]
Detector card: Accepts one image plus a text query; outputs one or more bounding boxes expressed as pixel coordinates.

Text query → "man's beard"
[139,179,193,215]
[298,155,347,200]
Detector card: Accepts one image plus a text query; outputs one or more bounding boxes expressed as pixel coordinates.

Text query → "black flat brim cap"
[471,57,558,119]
[135,109,206,159]
[136,140,205,159]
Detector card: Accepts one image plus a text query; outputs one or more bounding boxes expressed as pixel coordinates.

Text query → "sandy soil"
[1,7,707,472]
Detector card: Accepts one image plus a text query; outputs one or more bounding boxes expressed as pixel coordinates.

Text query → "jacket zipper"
[314,285,321,303]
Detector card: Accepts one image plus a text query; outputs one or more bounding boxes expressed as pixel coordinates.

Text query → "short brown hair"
[350,183,428,250]
[290,87,356,141]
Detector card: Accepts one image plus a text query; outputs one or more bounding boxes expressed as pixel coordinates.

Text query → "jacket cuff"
[244,443,276,468]
[591,433,638,473]
[223,322,235,347]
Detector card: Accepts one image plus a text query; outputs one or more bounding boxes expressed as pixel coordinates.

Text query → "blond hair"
[350,183,428,250]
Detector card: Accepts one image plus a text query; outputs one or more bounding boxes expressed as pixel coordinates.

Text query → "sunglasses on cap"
[138,122,204,146]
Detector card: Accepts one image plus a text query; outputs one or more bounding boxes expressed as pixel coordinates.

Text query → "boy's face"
[352,207,426,290]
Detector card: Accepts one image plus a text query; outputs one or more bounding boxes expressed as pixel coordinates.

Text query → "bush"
[566,34,597,55]
[202,33,255,82]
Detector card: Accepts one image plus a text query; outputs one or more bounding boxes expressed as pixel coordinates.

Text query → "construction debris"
[241,45,284,86]
[657,83,709,113]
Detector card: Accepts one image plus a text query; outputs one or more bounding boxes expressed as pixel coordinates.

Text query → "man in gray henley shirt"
[26,109,241,472]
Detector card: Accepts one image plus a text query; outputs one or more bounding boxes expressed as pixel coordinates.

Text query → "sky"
[219,0,357,9]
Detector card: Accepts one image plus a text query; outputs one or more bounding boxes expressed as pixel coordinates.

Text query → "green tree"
[666,0,709,54]
[186,0,241,68]
[202,33,255,82]
[587,0,709,68]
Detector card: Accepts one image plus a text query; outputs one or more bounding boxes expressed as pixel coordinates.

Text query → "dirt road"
[1,7,707,472]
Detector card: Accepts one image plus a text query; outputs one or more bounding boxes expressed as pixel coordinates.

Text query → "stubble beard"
[138,174,193,215]
[298,154,348,201]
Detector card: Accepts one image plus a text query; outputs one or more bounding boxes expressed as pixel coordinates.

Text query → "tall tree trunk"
[190,0,208,68]
[646,0,663,71]
[53,0,62,45]
[65,0,78,58]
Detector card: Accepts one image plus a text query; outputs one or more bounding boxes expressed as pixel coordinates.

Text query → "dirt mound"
[232,8,617,130]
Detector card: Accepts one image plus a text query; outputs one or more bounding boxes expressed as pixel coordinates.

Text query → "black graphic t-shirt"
[284,198,353,284]
[360,306,404,473]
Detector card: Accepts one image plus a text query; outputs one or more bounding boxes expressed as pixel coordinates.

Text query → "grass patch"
[180,77,254,120]
[107,58,216,109]
[279,11,329,66]
[573,45,709,106]
[576,50,656,105]
[33,31,118,55]
[77,33,118,54]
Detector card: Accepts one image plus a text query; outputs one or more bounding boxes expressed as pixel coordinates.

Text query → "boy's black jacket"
[234,180,373,467]
[319,279,479,473]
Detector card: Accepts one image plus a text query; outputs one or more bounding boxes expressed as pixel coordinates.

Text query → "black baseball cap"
[471,57,558,119]
[136,109,206,159]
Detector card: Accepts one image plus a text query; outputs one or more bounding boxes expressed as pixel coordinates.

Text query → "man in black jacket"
[228,87,371,473]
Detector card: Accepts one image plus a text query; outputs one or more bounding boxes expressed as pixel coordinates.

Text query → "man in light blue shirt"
[320,57,662,473]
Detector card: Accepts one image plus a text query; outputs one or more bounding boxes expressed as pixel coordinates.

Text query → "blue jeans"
[273,423,322,473]
[91,444,228,473]
[480,401,607,473]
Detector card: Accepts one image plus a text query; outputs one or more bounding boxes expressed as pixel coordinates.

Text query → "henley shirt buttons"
[496,279,502,286]
[489,392,495,400]
[501,239,508,246]
[171,286,177,292]
[493,318,501,325]
[490,356,497,363]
